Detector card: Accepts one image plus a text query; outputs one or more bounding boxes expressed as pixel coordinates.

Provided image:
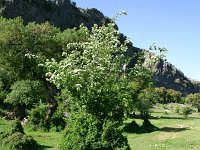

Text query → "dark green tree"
[185,93,200,112]
[4,80,48,120]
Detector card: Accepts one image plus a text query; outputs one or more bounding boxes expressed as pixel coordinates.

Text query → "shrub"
[11,120,24,134]
[0,132,38,150]
[185,93,200,112]
[0,120,38,150]
[50,104,66,132]
[0,108,7,117]
[181,106,192,118]
[28,104,49,131]
[174,106,180,113]
[60,111,130,150]
[60,112,101,150]
[4,80,49,120]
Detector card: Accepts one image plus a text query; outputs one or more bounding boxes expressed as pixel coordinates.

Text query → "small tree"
[45,23,131,149]
[154,87,182,104]
[128,65,156,121]
[185,93,200,112]
[4,80,48,120]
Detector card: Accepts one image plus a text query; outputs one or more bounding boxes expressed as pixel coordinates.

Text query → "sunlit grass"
[126,105,200,150]
[0,118,14,133]
[1,104,200,149]
[26,131,62,150]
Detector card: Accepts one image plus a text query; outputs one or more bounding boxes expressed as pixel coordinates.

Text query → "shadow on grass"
[124,120,190,134]
[123,120,159,134]
[37,144,54,150]
[159,127,189,132]
[158,116,200,120]
[128,114,199,120]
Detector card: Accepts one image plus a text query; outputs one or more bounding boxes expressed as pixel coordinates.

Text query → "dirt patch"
[157,131,178,140]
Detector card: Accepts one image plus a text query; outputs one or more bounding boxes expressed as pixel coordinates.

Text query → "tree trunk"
[198,107,200,112]
[13,105,26,120]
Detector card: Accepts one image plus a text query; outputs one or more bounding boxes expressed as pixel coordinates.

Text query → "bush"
[28,103,66,131]
[0,90,6,106]
[0,120,38,150]
[60,112,100,150]
[174,106,180,113]
[4,80,49,120]
[181,106,192,118]
[0,108,7,117]
[185,93,200,112]
[60,111,130,150]
[28,104,49,131]
[0,132,38,150]
[50,105,66,132]
[11,120,24,134]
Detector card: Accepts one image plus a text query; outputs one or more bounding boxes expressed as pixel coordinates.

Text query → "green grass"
[126,105,200,150]
[1,104,200,149]
[26,131,62,150]
[0,118,14,133]
[0,118,62,149]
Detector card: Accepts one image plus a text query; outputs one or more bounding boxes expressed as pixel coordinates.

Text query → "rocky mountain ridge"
[0,0,111,30]
[0,0,199,95]
[144,52,200,95]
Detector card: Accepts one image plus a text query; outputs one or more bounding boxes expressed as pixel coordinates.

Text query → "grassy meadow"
[1,104,200,150]
[126,104,200,150]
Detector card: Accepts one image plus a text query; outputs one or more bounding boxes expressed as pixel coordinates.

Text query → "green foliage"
[155,87,182,104]
[5,80,47,107]
[0,120,38,150]
[4,80,48,119]
[0,15,171,149]
[185,93,200,112]
[45,23,131,149]
[0,17,96,121]
[181,106,192,118]
[50,101,66,131]
[60,112,100,150]
[28,104,49,131]
[0,132,38,150]
[56,26,89,51]
[60,111,130,150]
[11,120,24,134]
[0,17,61,79]
[127,65,155,119]
[28,101,65,131]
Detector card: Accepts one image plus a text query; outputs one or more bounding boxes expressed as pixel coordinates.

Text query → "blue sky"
[74,0,200,81]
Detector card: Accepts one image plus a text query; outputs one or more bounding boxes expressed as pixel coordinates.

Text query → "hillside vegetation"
[0,0,200,149]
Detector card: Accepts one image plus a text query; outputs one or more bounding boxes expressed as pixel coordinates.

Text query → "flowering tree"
[45,23,131,149]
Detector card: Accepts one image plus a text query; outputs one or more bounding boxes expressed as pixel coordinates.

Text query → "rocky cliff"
[0,0,199,95]
[155,61,200,95]
[0,0,111,30]
[144,52,200,95]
